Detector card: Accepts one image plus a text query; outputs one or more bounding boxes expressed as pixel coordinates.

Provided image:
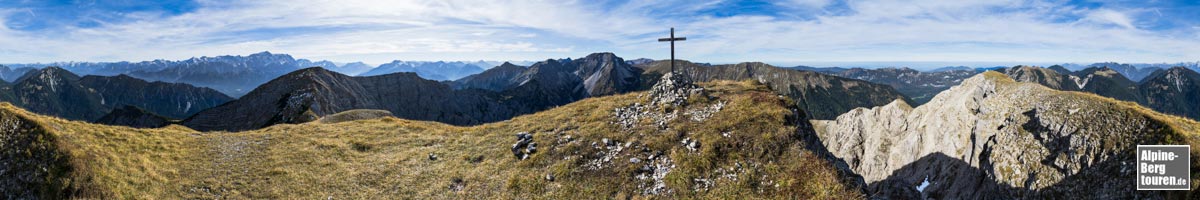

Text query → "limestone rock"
[812,71,1192,199]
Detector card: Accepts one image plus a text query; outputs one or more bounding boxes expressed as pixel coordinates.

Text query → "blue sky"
[0,0,1198,68]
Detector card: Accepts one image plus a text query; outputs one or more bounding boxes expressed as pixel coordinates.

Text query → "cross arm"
[658,37,686,42]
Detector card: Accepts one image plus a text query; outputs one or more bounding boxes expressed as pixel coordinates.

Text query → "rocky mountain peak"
[14,67,83,93]
[15,66,79,84]
[289,66,338,77]
[580,52,621,62]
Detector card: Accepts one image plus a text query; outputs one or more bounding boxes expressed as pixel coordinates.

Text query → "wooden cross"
[658,27,686,73]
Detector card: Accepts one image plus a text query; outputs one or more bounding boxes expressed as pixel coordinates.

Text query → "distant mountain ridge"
[329,62,374,76]
[359,60,498,80]
[783,65,850,74]
[6,52,507,97]
[804,67,979,105]
[0,65,37,82]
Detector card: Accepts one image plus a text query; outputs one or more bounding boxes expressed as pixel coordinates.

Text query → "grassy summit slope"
[0,79,861,199]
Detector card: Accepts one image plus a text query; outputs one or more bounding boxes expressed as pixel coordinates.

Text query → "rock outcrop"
[811,71,1198,199]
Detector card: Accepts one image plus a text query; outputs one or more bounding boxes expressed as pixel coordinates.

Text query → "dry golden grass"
[1,80,863,199]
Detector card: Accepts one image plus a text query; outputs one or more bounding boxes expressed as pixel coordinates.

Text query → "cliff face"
[811,71,1199,199]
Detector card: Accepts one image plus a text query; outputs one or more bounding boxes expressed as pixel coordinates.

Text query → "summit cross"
[657,27,686,73]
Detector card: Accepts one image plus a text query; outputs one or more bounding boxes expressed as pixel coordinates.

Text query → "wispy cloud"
[0,0,1197,65]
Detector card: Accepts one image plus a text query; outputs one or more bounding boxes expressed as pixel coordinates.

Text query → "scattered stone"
[545,173,555,182]
[527,142,537,154]
[630,157,641,164]
[681,138,700,151]
[448,178,465,191]
[511,132,536,160]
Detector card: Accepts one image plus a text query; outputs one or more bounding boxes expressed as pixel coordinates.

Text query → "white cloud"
[0,0,1197,65]
[1083,9,1136,29]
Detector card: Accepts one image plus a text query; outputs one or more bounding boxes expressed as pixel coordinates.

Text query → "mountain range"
[783,64,1200,121]
[2,59,1197,198]
[182,53,643,132]
[2,48,1199,199]
[807,67,980,105]
[0,65,37,82]
[0,67,233,122]
[1057,62,1200,81]
[996,65,1200,120]
[637,61,908,120]
[359,60,499,80]
[5,52,509,97]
